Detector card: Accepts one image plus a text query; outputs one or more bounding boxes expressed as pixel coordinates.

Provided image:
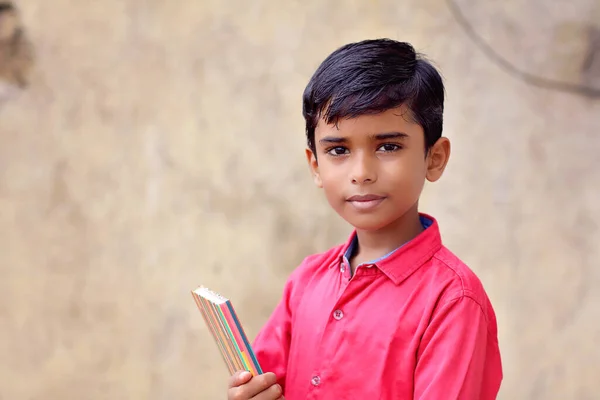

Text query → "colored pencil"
[191,286,263,376]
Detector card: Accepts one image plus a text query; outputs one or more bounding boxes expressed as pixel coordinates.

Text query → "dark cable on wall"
[446,0,600,98]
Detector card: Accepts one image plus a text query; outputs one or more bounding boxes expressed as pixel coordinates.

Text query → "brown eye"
[327,146,349,156]
[378,144,401,152]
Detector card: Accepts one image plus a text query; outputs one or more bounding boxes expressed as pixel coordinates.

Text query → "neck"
[353,205,423,264]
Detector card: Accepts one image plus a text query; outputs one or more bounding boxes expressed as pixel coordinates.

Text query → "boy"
[227,38,502,400]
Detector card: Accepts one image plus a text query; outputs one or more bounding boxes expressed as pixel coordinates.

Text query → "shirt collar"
[332,213,442,285]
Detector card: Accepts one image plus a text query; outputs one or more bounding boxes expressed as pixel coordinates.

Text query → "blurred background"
[1,0,599,399]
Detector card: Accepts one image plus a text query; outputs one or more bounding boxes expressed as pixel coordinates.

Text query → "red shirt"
[252,214,503,399]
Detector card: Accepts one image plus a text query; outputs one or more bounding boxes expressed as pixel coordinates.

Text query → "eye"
[378,143,401,152]
[326,146,349,156]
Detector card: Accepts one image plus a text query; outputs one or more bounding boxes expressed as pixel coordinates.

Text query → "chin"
[341,214,394,232]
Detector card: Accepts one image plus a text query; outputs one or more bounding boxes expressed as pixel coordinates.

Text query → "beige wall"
[2,1,599,399]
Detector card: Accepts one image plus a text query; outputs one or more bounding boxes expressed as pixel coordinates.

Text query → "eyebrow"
[374,132,409,140]
[319,131,409,145]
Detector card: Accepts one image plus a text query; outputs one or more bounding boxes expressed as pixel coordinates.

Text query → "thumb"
[229,370,252,388]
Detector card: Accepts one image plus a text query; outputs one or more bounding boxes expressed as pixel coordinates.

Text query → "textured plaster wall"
[1,1,599,399]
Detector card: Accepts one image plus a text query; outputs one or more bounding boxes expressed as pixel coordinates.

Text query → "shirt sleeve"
[251,275,296,392]
[414,294,502,400]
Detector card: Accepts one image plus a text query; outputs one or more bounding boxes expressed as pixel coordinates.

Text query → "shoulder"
[277,242,344,308]
[425,246,496,321]
[287,242,344,284]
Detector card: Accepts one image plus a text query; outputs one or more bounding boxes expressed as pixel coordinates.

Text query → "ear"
[425,137,451,182]
[305,148,323,188]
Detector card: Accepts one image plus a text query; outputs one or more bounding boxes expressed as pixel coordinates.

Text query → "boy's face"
[306,106,450,232]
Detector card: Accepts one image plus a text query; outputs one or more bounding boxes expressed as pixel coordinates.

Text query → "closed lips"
[347,194,386,202]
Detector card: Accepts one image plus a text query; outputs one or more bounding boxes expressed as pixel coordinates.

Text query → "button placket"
[340,260,353,285]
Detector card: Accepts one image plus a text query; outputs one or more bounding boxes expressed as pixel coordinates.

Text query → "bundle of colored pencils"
[191,286,263,376]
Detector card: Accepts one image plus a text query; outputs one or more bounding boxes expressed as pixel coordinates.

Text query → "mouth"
[346,194,386,211]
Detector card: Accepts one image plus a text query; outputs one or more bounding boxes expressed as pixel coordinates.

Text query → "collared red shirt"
[252,214,503,400]
[342,215,433,274]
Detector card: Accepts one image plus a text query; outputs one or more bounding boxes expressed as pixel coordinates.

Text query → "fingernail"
[239,371,251,380]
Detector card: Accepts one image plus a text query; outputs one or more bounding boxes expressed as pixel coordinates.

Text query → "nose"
[350,152,377,184]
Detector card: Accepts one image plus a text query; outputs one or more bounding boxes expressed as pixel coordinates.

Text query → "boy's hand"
[227,370,284,400]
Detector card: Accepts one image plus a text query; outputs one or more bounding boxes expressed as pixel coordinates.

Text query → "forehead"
[315,105,423,140]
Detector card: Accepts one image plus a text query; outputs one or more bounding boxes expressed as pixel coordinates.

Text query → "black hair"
[302,38,445,155]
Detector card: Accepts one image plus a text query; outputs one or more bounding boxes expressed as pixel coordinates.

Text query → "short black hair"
[302,38,445,154]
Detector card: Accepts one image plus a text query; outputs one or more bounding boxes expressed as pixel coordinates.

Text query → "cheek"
[320,173,342,196]
[410,162,428,189]
[386,157,427,193]
[388,155,426,177]
[318,166,347,204]
[318,161,343,184]
[412,160,428,184]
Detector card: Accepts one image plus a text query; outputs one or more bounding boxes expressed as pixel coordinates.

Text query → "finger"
[250,383,283,400]
[233,373,278,399]
[228,370,252,388]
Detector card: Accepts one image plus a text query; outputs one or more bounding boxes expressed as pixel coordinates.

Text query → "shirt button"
[340,263,346,273]
[311,375,321,386]
[333,309,344,320]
